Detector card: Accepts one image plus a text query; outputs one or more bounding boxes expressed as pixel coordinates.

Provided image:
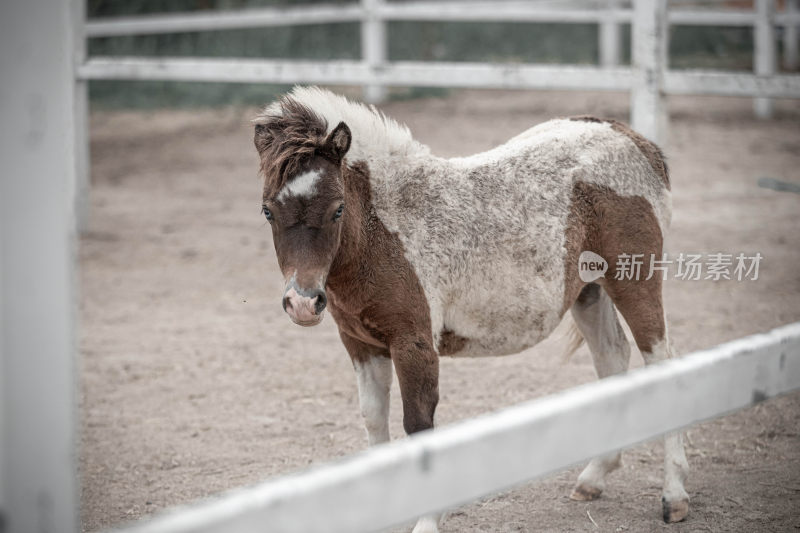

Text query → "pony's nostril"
[282,296,291,312]
[313,290,327,315]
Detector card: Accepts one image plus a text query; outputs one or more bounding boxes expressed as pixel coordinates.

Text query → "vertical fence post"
[361,0,386,103]
[754,0,776,118]
[784,0,799,71]
[631,0,667,144]
[0,1,79,532]
[73,0,90,231]
[600,0,621,68]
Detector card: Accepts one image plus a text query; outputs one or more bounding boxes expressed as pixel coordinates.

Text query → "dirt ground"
[80,89,800,532]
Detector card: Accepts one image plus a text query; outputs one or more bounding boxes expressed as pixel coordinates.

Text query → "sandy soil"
[80,90,800,532]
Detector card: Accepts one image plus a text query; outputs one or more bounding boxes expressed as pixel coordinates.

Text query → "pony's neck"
[327,162,373,289]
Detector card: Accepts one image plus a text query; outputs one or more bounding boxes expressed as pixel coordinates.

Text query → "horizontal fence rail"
[77,58,635,91]
[665,70,800,97]
[84,2,800,36]
[111,322,800,533]
[77,57,800,98]
[84,4,363,37]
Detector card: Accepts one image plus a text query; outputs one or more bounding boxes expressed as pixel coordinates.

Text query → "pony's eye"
[333,204,344,220]
[262,205,273,221]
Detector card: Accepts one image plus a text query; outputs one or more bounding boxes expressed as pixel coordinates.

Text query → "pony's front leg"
[390,335,439,436]
[355,356,393,445]
[391,335,441,533]
[341,333,393,445]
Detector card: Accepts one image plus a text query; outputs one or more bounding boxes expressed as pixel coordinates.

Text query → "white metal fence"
[2,2,81,531]
[109,322,800,533]
[78,0,800,115]
[72,0,800,230]
[78,1,800,98]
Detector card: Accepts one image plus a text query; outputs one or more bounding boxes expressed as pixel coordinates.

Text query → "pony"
[252,87,688,532]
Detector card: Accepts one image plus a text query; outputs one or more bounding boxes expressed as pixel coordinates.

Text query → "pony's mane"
[253,87,428,183]
[253,96,329,193]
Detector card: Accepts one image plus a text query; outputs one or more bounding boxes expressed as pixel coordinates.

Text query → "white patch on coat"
[573,451,622,497]
[570,286,631,378]
[640,337,669,365]
[662,432,690,504]
[276,169,321,202]
[266,88,672,358]
[569,286,629,495]
[354,357,393,446]
[411,515,441,533]
[640,336,690,507]
[255,86,429,166]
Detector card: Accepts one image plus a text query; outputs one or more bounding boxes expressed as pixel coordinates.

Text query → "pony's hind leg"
[639,337,690,523]
[604,275,690,523]
[568,283,631,501]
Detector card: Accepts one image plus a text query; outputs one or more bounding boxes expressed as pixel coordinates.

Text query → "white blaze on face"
[277,169,321,202]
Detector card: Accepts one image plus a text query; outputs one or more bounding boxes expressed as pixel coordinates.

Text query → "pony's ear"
[323,121,351,163]
[253,123,272,153]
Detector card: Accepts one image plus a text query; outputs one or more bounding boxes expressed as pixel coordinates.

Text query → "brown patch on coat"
[296,159,439,436]
[326,161,439,435]
[338,331,390,362]
[569,115,670,190]
[562,181,666,353]
[437,329,468,356]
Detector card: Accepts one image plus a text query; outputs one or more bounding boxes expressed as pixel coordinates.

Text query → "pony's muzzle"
[282,285,326,326]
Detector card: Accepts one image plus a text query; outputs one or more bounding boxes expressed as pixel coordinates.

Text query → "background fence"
[72,0,800,230]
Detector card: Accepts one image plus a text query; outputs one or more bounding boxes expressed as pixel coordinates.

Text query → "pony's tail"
[561,317,585,362]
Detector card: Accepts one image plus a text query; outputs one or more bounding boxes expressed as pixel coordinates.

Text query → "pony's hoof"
[662,496,689,523]
[570,483,602,501]
[411,515,440,533]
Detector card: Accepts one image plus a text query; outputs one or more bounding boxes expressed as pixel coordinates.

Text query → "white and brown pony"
[253,87,688,532]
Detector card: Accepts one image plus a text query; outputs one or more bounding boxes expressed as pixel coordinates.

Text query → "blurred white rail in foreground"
[111,322,800,533]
